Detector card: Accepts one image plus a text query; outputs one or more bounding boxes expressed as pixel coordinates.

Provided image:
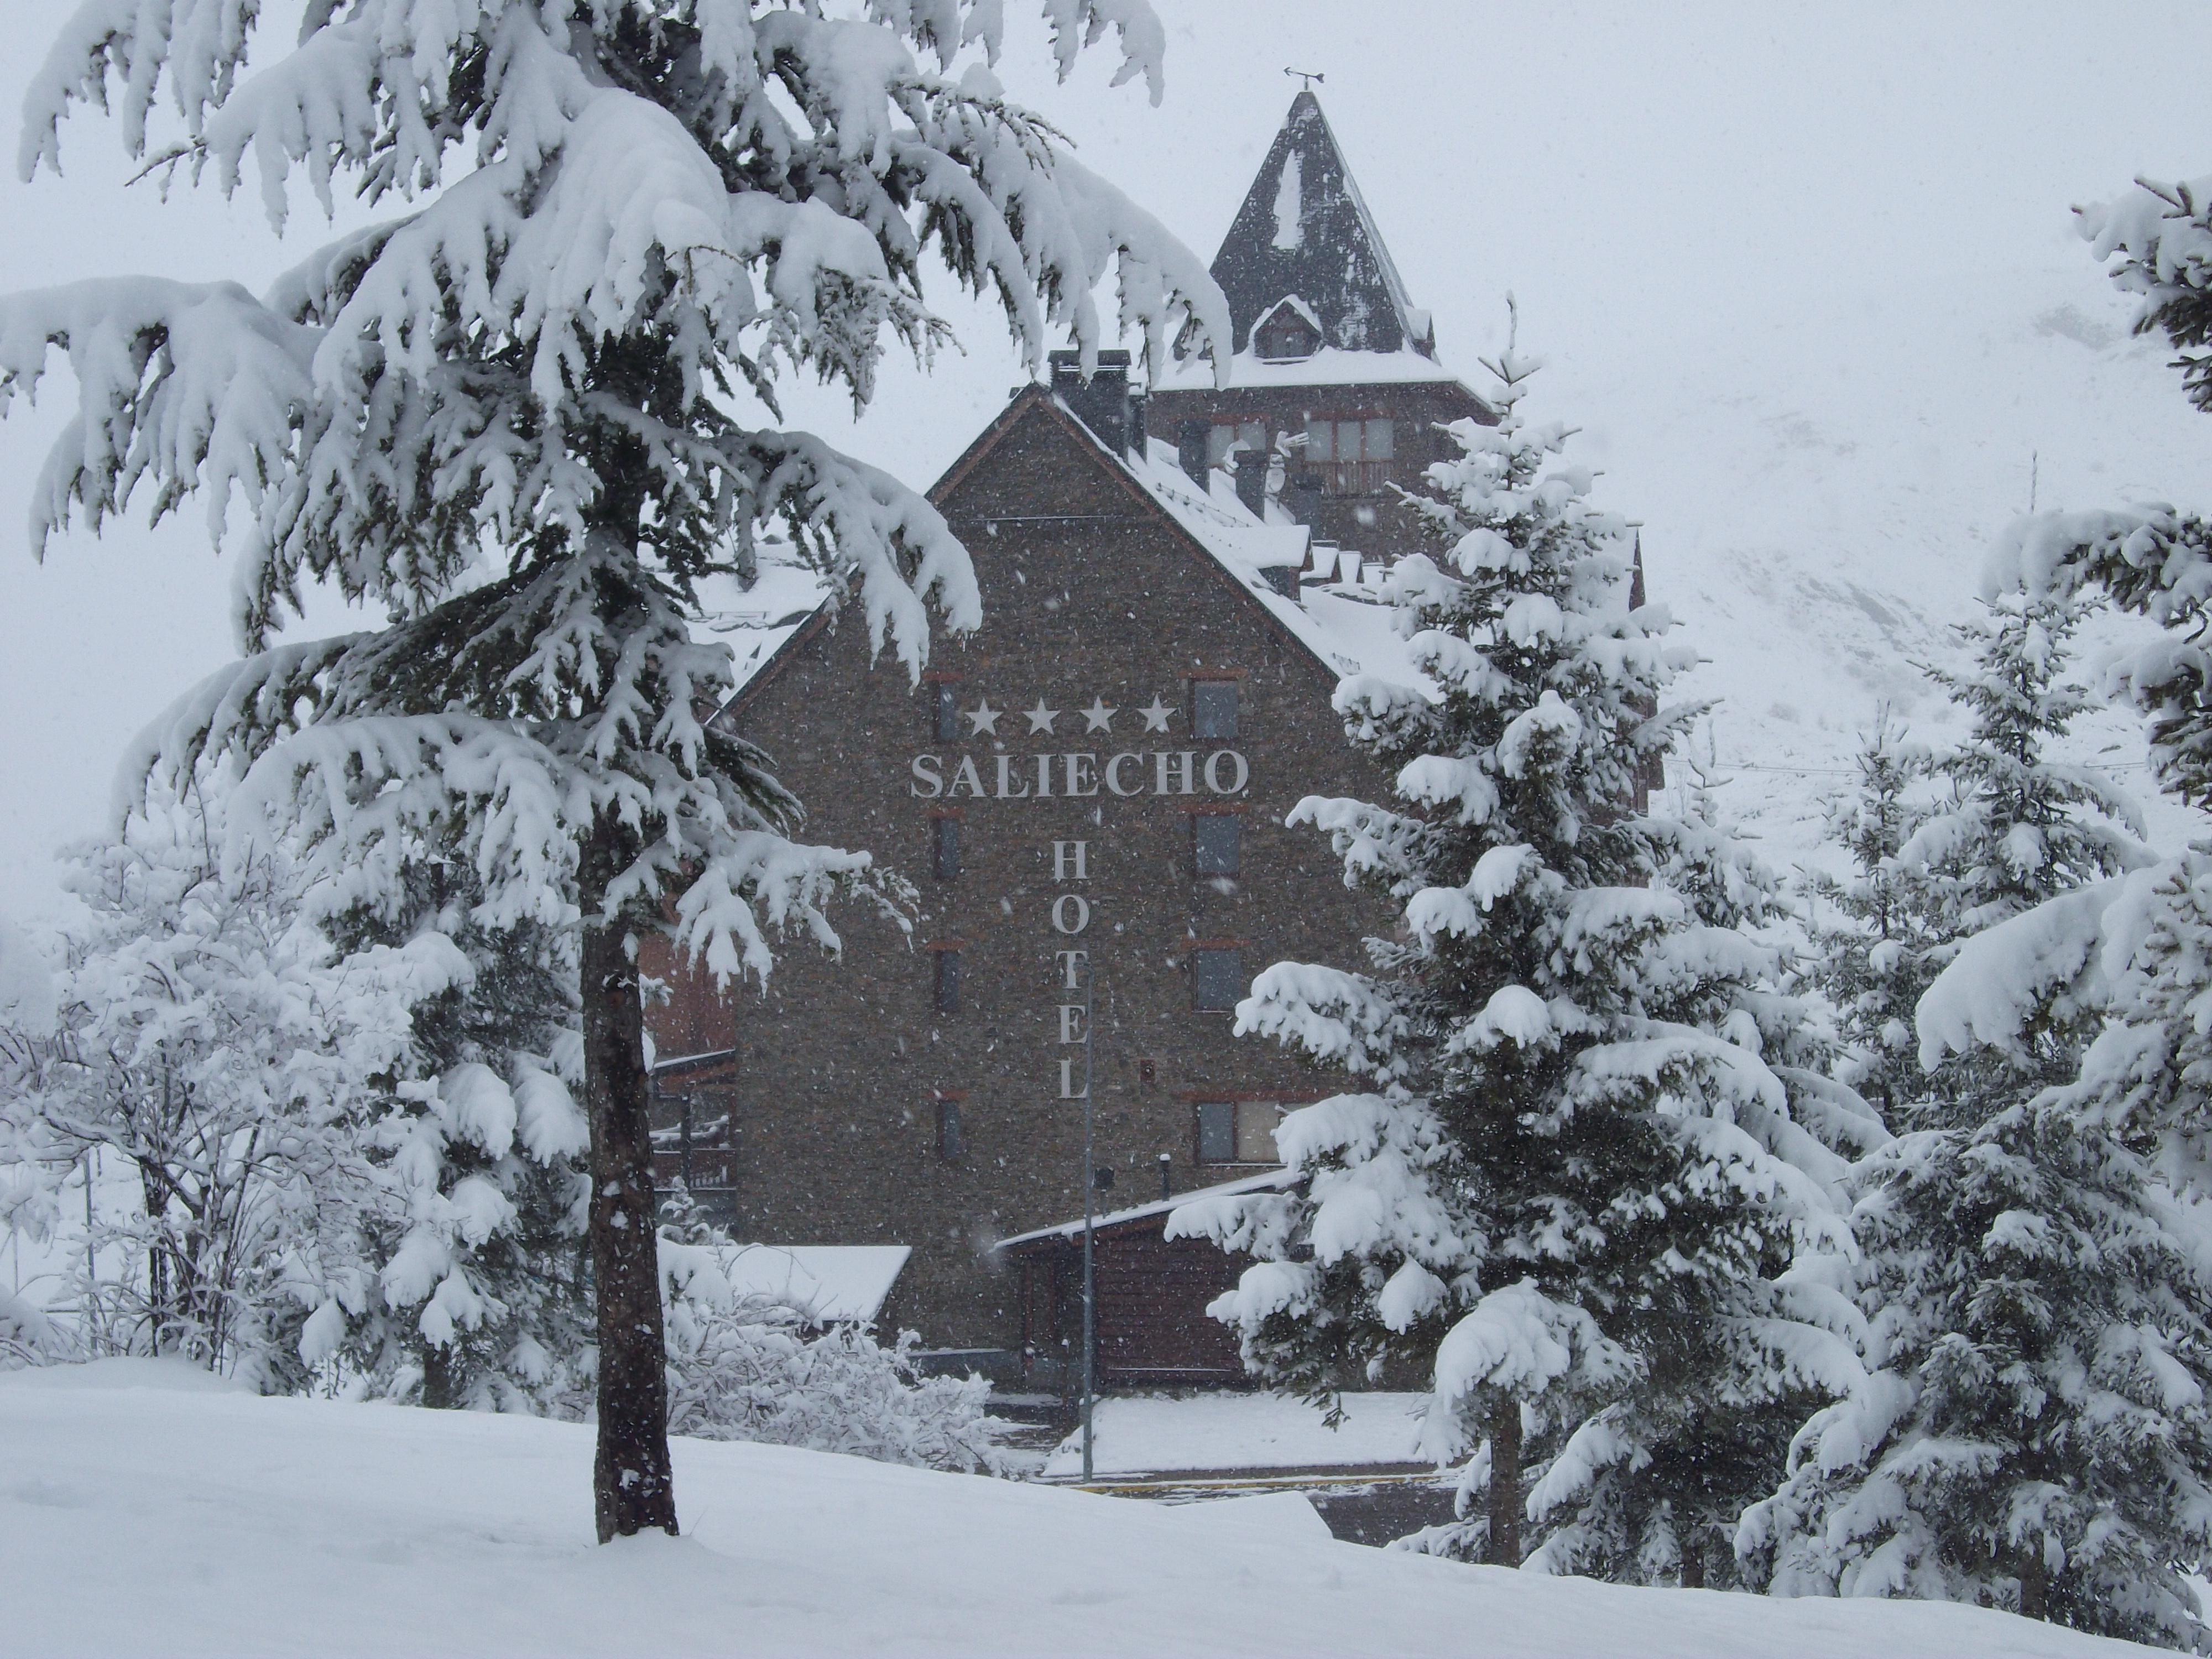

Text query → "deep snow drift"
[0,1360,2158,1657]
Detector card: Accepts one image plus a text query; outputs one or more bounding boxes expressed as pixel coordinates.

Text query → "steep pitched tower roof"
[1211,90,1436,362]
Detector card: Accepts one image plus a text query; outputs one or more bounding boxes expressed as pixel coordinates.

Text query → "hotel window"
[1197,1100,1283,1166]
[1191,679,1239,740]
[932,948,961,1015]
[1193,813,1241,877]
[1304,416,1395,495]
[931,680,961,742]
[935,1099,963,1162]
[1192,946,1244,1013]
[932,815,961,881]
[1207,419,1267,467]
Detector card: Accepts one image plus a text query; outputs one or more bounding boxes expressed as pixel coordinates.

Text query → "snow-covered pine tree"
[1892,592,2146,1128]
[1743,571,2197,1640]
[1495,779,1882,1587]
[312,857,594,1412]
[1738,1072,2212,1646]
[1738,169,2212,1647]
[1171,341,1861,1580]
[1803,716,1945,1125]
[4,0,1223,1537]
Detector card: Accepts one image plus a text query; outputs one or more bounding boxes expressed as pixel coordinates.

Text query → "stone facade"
[643,391,1396,1358]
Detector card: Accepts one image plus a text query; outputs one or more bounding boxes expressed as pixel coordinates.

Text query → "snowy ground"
[0,1360,2161,1658]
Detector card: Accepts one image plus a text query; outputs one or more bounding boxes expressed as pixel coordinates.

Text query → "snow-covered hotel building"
[643,93,1496,1383]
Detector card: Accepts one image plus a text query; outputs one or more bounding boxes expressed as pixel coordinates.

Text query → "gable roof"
[709,388,1429,724]
[993,1168,1302,1253]
[1211,90,1434,361]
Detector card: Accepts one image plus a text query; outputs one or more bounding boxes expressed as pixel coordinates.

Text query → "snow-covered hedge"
[645,1207,1003,1475]
[0,1287,67,1370]
[661,1285,1001,1474]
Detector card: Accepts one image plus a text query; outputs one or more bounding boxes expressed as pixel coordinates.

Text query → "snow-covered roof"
[699,394,1433,711]
[993,1168,1301,1251]
[713,1243,910,1323]
[1115,432,1423,687]
[1148,346,1467,393]
[691,551,827,700]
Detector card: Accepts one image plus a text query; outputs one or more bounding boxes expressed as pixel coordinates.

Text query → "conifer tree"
[311,858,593,1411]
[1893,592,2145,1126]
[1172,341,1863,1580]
[1,0,1224,1538]
[1739,1083,2212,1647]
[1803,716,1943,1126]
[1739,166,2212,1647]
[1744,591,2198,1644]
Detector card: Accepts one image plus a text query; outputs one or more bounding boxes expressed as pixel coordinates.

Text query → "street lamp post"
[1080,950,1097,1484]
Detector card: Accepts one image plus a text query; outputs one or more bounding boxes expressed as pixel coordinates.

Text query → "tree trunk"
[1486,1396,1522,1566]
[1679,1535,1705,1589]
[581,815,678,1541]
[2018,1547,2048,1621]
[421,1341,458,1410]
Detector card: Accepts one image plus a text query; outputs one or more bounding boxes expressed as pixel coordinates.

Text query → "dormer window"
[1251,296,1323,363]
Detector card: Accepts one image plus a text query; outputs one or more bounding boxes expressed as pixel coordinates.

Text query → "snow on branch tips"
[1915,877,2128,1068]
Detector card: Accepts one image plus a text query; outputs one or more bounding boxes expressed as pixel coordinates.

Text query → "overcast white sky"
[2,2,2210,920]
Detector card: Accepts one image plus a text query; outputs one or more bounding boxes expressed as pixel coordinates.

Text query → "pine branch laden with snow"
[1960,500,2212,1188]
[2081,173,2212,414]
[1171,349,1869,1587]
[8,0,1224,1540]
[1984,507,2212,808]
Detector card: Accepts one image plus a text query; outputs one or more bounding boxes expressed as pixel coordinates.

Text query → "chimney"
[1232,452,1267,519]
[1050,348,1135,458]
[1176,420,1210,488]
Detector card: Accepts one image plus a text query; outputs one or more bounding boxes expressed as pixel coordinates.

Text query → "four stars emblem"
[964,694,1179,739]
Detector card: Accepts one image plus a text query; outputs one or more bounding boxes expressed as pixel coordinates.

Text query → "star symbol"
[1138,695,1175,733]
[1081,697,1117,733]
[1024,698,1060,735]
[964,699,1000,737]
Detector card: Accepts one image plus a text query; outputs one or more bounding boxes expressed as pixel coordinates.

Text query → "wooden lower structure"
[994,1172,1296,1395]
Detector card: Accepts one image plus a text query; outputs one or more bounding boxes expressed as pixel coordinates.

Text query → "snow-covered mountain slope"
[0,1360,2156,1658]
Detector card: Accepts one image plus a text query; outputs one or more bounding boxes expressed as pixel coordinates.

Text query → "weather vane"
[1285,67,1325,90]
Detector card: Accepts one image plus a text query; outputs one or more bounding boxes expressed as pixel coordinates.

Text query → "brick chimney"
[1049,348,1141,458]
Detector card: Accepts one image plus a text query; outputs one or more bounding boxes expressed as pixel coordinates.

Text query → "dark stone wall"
[645,398,1389,1352]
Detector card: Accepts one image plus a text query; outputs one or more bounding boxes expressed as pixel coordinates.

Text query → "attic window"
[1252,298,1322,363]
